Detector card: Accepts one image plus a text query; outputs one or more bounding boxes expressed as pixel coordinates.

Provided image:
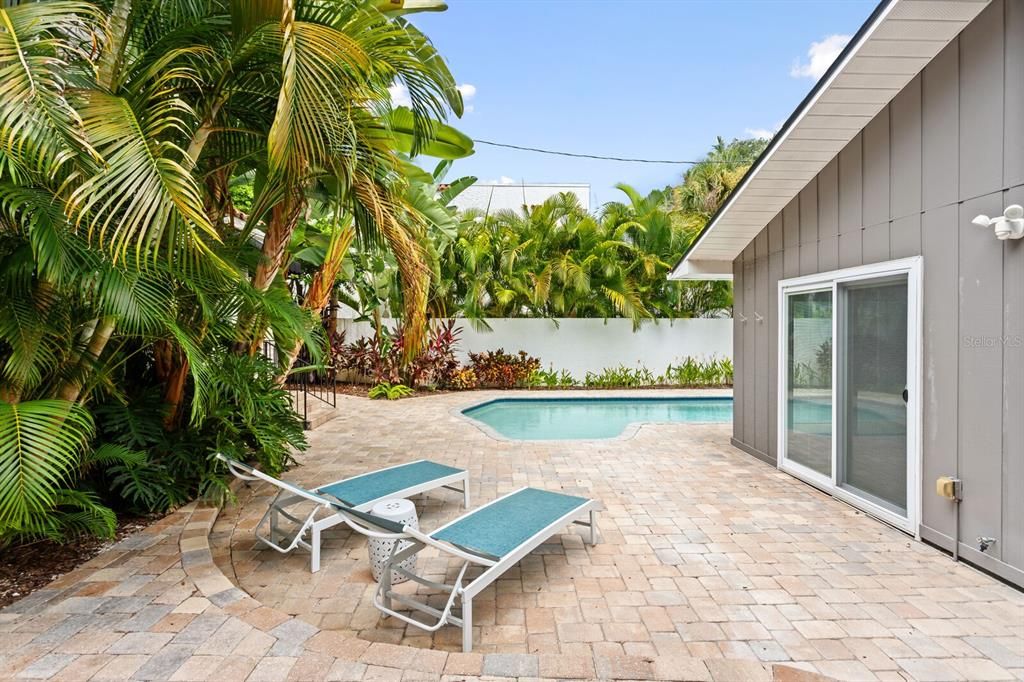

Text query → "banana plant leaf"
[374,0,448,16]
[381,107,474,159]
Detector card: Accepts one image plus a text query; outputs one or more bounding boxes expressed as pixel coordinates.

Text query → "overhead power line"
[471,138,743,165]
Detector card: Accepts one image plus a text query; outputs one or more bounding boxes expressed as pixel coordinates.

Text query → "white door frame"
[777,256,923,535]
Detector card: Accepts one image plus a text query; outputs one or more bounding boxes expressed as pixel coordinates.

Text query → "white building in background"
[450,182,590,214]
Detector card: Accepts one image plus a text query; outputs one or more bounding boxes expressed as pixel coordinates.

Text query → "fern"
[368,382,414,400]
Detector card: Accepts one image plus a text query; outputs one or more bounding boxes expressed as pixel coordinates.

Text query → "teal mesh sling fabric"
[431,488,590,560]
[320,460,463,507]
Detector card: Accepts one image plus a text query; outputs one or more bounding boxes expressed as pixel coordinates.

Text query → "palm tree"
[0,0,230,538]
[0,0,469,542]
[671,136,768,219]
[394,175,744,325]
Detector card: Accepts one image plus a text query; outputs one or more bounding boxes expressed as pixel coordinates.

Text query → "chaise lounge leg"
[462,595,473,653]
[311,525,321,573]
[463,479,471,509]
[269,506,279,545]
[381,542,400,611]
[589,510,598,545]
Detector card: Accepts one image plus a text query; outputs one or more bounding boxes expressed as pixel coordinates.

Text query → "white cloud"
[457,83,476,113]
[388,81,411,108]
[392,81,477,113]
[745,127,775,140]
[744,120,783,140]
[483,176,517,185]
[790,34,851,79]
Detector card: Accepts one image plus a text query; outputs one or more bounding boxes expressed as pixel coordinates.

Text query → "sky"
[407,0,877,207]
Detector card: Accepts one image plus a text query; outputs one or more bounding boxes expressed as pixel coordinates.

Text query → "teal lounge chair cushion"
[431,488,590,560]
[320,460,463,507]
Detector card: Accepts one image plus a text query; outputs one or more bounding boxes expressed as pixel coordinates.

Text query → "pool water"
[461,397,733,440]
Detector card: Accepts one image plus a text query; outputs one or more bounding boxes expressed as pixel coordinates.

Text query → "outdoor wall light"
[972,204,1024,240]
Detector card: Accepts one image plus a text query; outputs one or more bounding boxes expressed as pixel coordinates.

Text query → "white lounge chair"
[216,453,470,572]
[334,486,600,652]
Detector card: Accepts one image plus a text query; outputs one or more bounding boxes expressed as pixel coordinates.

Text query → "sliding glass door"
[784,290,833,482]
[779,259,920,532]
[838,277,909,516]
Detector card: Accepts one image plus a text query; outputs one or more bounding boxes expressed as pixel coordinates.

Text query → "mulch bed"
[0,515,157,609]
[332,383,371,398]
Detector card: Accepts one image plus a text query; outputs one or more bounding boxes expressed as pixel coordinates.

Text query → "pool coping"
[450,390,734,443]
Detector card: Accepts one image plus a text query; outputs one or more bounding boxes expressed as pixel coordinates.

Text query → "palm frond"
[0,399,93,531]
[69,86,218,263]
[0,2,101,178]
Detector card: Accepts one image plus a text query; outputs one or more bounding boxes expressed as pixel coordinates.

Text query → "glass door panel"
[838,277,909,514]
[785,290,833,478]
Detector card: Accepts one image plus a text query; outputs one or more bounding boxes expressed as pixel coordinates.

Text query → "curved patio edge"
[180,500,831,682]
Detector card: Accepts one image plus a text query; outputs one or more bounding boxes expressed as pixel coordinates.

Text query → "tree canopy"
[341,137,769,328]
[0,0,468,544]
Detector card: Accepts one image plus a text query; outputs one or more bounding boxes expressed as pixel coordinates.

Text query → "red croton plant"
[467,349,541,389]
[333,319,463,388]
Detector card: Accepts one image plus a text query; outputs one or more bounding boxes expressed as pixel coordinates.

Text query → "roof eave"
[668,0,989,280]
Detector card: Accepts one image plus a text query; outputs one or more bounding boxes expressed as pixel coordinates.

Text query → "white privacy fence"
[336,317,733,377]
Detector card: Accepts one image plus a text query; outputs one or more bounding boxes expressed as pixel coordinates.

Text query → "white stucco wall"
[336,317,732,377]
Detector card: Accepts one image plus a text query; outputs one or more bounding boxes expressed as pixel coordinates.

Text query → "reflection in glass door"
[778,258,920,532]
[784,290,833,479]
[838,277,909,515]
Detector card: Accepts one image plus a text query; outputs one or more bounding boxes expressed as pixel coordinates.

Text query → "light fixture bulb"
[1004,204,1023,220]
[993,218,1013,240]
[972,214,992,228]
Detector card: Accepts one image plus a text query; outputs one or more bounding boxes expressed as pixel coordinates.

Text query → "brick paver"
[1,389,1020,681]
[213,390,1024,679]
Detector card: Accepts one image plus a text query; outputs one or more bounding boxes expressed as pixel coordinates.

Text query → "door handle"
[902,387,909,404]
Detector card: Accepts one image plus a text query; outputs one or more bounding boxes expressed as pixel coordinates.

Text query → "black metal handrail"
[262,341,336,429]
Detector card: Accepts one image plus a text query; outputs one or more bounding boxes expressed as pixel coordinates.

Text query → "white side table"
[367,498,418,584]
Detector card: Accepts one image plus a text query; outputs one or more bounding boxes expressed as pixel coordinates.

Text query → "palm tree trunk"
[51,0,132,405]
[276,225,355,383]
[162,356,190,430]
[186,118,216,165]
[57,315,117,403]
[253,192,305,292]
[234,190,306,353]
[97,0,132,90]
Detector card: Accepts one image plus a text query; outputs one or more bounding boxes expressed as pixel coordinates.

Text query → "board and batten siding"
[731,0,1024,586]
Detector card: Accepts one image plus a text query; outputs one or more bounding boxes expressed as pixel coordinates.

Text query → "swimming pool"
[460,396,733,441]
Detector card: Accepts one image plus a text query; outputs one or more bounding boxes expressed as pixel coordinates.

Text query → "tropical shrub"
[201,353,307,479]
[583,366,657,388]
[663,357,733,387]
[529,367,577,388]
[335,320,462,387]
[336,331,404,385]
[0,0,468,547]
[411,320,462,388]
[100,353,306,508]
[92,393,189,513]
[517,356,733,389]
[368,382,414,400]
[0,401,117,545]
[468,350,541,389]
[719,358,735,383]
[449,368,479,390]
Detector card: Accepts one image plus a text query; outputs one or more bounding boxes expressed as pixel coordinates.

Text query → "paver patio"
[1,389,1022,681]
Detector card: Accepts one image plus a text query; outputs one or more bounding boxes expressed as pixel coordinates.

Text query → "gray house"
[671,0,1023,588]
